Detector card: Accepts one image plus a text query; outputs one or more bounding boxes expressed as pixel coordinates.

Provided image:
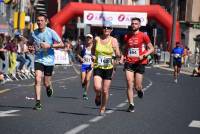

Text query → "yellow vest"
[94,37,114,69]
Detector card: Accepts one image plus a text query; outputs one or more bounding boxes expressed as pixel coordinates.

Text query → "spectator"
[16,36,27,73]
[154,45,161,64]
[192,64,200,77]
[4,36,18,75]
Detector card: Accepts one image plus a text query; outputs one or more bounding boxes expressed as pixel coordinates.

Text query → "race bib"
[97,55,112,66]
[174,54,181,58]
[83,55,92,64]
[128,48,139,57]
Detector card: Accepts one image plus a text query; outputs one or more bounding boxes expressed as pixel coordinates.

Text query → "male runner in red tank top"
[121,17,154,112]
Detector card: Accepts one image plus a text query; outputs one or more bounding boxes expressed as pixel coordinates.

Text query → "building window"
[178,0,186,21]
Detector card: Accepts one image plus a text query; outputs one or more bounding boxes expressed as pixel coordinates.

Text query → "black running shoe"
[46,86,53,97]
[95,94,101,106]
[137,90,144,98]
[127,104,134,112]
[33,102,42,110]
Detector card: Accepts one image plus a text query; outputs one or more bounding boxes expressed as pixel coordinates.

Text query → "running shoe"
[83,92,89,100]
[137,90,144,98]
[127,104,135,112]
[46,86,53,97]
[95,93,101,106]
[174,79,178,83]
[99,108,106,116]
[33,101,42,110]
[99,111,106,116]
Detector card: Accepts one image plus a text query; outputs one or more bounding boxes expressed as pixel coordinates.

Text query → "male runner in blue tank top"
[172,42,184,83]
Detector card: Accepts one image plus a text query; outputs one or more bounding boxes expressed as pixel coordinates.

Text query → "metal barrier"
[0,51,35,84]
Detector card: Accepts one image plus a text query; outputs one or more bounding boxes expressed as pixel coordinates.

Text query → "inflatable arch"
[50,2,180,49]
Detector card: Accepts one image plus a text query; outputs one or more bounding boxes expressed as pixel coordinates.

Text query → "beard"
[132,28,139,32]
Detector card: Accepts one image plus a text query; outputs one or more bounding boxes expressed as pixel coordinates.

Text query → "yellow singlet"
[94,37,114,69]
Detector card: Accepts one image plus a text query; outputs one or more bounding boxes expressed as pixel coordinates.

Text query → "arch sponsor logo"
[118,14,125,22]
[84,11,147,26]
[87,13,94,20]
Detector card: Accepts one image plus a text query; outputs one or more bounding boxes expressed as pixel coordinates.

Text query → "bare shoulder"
[111,37,119,47]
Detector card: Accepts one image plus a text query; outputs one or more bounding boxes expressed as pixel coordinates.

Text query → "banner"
[54,50,69,65]
[84,11,147,26]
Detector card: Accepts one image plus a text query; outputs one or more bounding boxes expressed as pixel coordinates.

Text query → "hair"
[36,14,48,20]
[131,17,141,23]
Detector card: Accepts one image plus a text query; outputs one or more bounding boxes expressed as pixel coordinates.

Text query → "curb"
[154,64,192,75]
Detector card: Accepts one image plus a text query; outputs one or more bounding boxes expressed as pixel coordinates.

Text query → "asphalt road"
[0,65,200,134]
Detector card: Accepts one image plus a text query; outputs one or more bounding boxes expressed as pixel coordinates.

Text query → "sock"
[36,100,40,104]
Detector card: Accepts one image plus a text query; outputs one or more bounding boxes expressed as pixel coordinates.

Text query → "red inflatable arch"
[50,2,180,49]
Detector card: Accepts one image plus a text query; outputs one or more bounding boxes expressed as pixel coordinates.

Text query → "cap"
[86,34,93,38]
[103,21,112,28]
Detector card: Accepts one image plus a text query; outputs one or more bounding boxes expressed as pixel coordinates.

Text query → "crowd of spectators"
[0,33,35,83]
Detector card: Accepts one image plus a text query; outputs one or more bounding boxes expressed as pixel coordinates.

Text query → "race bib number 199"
[128,48,139,57]
[97,56,112,66]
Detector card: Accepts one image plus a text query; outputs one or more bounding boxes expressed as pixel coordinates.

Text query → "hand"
[119,58,124,64]
[138,55,143,60]
[40,42,51,49]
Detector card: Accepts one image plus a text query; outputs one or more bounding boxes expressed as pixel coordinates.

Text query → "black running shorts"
[34,62,54,76]
[124,62,145,74]
[93,68,113,80]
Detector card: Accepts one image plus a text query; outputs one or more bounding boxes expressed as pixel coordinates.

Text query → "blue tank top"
[172,47,184,62]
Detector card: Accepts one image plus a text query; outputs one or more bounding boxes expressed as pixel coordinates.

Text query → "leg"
[125,70,134,105]
[100,79,112,113]
[33,69,43,110]
[94,75,102,106]
[35,70,43,101]
[174,65,178,83]
[135,72,144,98]
[94,75,102,95]
[44,75,52,89]
[43,65,54,97]
[81,71,86,89]
[85,69,93,93]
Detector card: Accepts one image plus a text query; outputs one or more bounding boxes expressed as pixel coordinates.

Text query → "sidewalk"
[153,64,194,75]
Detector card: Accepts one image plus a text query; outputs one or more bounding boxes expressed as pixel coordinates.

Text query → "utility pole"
[169,0,178,68]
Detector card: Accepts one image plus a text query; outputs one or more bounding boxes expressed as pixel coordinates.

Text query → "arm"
[111,37,121,58]
[76,46,84,63]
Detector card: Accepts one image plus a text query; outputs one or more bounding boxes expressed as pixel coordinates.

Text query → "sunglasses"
[103,26,112,30]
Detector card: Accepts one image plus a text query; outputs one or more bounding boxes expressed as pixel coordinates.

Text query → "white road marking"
[116,103,126,108]
[64,78,153,134]
[155,72,173,76]
[157,66,191,75]
[1,76,78,91]
[0,110,20,117]
[0,89,11,94]
[105,110,114,114]
[89,116,104,123]
[189,120,200,128]
[64,124,89,134]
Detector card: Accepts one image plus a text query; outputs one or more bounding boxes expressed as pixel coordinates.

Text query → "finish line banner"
[54,50,69,65]
[84,11,147,26]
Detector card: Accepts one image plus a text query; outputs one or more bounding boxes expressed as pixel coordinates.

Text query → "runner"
[76,34,94,100]
[172,42,184,83]
[92,21,120,116]
[29,14,64,110]
[120,17,154,112]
